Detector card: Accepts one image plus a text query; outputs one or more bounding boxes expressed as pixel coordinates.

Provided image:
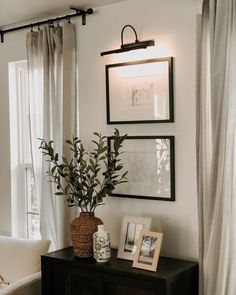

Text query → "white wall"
[76,0,199,260]
[0,0,198,259]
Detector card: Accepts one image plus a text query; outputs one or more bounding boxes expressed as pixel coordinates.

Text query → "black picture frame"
[108,136,175,201]
[106,57,174,124]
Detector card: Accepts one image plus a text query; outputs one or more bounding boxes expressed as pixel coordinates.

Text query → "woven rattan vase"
[70,212,103,258]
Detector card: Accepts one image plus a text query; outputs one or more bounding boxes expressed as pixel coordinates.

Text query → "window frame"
[9,60,40,240]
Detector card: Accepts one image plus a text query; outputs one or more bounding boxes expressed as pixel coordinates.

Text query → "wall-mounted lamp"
[100,25,155,56]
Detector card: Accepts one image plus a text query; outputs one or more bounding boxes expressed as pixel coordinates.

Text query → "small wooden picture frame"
[132,230,163,272]
[117,216,152,261]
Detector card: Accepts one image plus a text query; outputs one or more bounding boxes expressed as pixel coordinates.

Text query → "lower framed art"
[108,135,175,201]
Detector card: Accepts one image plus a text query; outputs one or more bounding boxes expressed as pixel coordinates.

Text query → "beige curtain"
[197,0,236,294]
[26,23,77,250]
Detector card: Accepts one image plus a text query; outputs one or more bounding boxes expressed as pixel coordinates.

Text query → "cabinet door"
[42,264,68,295]
[69,268,104,295]
[104,274,161,295]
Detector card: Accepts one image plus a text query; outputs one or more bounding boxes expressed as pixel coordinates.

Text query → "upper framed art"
[108,135,175,201]
[106,57,174,124]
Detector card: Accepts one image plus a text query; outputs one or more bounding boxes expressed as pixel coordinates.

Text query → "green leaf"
[100,146,107,153]
[95,178,101,185]
[115,165,123,171]
[89,158,95,168]
[55,192,65,196]
[51,166,57,174]
[62,157,68,164]
[92,140,99,146]
[99,156,106,161]
[122,171,128,178]
[118,180,128,184]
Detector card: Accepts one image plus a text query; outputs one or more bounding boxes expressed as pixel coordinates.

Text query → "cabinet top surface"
[42,247,198,280]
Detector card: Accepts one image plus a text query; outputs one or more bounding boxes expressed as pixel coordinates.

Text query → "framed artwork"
[106,57,174,124]
[132,230,163,272]
[108,136,175,201]
[117,216,152,261]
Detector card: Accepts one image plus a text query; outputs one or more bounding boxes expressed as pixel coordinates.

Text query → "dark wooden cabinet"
[41,247,198,295]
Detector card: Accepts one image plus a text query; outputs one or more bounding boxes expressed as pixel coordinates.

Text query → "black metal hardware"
[0,31,4,43]
[101,24,155,56]
[65,16,71,24]
[70,7,93,25]
[121,24,138,47]
[0,7,93,43]
[48,19,55,27]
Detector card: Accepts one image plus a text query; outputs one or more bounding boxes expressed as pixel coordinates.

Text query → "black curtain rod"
[0,7,93,43]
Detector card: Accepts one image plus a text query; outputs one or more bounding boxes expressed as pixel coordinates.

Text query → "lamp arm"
[121,24,139,46]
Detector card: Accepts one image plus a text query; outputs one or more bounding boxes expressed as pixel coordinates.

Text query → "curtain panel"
[26,23,77,250]
[197,0,236,294]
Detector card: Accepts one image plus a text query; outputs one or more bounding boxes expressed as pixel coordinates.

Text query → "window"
[9,60,40,240]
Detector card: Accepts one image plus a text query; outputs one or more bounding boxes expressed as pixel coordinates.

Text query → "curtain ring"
[57,19,60,26]
[30,25,33,32]
[48,20,54,28]
[66,16,71,24]
[38,25,41,31]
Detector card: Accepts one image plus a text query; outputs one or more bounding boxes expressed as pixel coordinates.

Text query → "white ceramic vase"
[93,225,111,262]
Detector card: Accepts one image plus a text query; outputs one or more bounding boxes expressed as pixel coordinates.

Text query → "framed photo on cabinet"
[106,57,174,124]
[117,216,152,261]
[107,135,175,201]
[132,230,163,272]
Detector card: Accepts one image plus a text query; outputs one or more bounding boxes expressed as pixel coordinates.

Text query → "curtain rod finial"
[87,8,93,15]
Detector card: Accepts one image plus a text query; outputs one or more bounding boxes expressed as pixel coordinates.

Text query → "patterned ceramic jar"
[93,225,111,262]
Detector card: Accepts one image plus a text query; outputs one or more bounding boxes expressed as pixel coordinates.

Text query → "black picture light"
[100,24,155,56]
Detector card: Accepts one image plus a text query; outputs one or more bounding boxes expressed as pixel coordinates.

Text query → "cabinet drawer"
[104,274,164,295]
[69,268,104,295]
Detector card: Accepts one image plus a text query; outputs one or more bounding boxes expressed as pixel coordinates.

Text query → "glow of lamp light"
[112,43,172,64]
